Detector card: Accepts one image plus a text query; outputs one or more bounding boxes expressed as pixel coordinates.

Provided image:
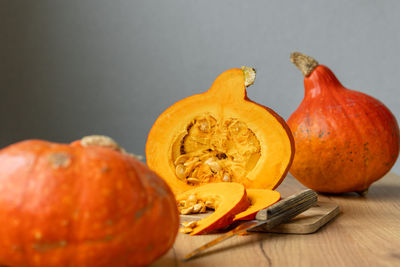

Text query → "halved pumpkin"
[146,67,294,194]
[233,189,281,221]
[176,183,249,235]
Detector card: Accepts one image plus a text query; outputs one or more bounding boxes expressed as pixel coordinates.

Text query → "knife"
[182,189,318,262]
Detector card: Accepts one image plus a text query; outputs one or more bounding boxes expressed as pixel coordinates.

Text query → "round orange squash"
[288,52,400,194]
[0,135,179,267]
[146,67,294,194]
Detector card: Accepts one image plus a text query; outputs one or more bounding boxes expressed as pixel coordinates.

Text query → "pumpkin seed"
[178,200,186,207]
[187,177,200,184]
[179,206,194,215]
[184,157,199,167]
[192,203,204,213]
[175,164,186,180]
[222,173,231,182]
[204,158,221,172]
[185,194,197,206]
[182,221,197,228]
[174,154,189,165]
[179,227,194,234]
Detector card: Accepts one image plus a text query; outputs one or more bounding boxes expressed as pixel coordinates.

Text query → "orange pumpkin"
[288,52,400,194]
[0,135,179,267]
[146,67,294,194]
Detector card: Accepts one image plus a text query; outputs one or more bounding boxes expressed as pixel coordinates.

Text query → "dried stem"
[81,135,144,160]
[290,52,319,77]
[241,66,256,87]
[81,135,123,151]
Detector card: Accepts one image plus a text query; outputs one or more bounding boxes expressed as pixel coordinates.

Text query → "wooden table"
[152,172,400,267]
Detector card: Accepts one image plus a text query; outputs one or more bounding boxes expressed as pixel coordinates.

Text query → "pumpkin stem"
[290,52,319,77]
[241,66,256,87]
[80,135,144,161]
[81,135,124,152]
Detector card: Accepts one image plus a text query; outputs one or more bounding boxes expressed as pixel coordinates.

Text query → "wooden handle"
[256,189,317,221]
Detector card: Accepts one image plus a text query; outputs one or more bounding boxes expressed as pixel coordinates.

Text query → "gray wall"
[1,0,399,174]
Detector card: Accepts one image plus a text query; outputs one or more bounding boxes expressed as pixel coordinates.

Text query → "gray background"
[1,0,399,174]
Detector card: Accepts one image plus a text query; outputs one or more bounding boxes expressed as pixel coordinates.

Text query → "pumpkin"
[0,135,179,267]
[146,67,295,195]
[176,183,249,235]
[233,189,280,221]
[288,52,400,194]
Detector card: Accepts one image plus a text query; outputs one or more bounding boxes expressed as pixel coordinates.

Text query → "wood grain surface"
[152,172,400,267]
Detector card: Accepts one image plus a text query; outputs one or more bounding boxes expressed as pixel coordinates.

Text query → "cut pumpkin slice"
[146,67,294,194]
[233,189,281,221]
[176,183,249,235]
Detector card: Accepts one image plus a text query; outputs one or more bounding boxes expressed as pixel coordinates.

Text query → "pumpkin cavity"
[171,114,261,186]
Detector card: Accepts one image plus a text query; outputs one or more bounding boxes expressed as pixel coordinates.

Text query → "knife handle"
[255,189,318,221]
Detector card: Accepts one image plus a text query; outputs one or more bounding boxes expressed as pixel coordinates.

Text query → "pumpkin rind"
[0,138,179,267]
[233,189,281,221]
[288,52,400,193]
[146,68,295,194]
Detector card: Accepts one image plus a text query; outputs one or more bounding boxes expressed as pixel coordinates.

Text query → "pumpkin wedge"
[176,183,249,235]
[146,67,294,194]
[233,189,281,221]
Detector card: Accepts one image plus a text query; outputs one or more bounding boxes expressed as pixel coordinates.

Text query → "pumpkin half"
[146,67,295,194]
[288,52,400,194]
[176,183,249,235]
[0,136,179,267]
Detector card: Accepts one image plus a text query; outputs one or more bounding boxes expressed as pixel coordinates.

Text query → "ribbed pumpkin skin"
[288,65,400,193]
[0,139,179,267]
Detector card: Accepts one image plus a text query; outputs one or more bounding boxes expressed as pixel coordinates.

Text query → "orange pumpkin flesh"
[146,67,294,195]
[288,52,400,194]
[233,189,281,221]
[0,136,179,267]
[176,183,249,235]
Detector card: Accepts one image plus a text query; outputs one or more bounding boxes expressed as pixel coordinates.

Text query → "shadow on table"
[318,182,400,201]
[366,183,400,200]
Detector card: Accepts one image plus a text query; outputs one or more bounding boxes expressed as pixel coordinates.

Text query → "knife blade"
[182,189,318,262]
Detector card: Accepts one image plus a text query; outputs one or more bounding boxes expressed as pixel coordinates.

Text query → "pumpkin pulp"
[173,114,261,185]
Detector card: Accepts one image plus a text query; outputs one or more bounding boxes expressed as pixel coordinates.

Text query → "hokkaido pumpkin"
[146,67,295,194]
[176,183,249,235]
[0,135,179,267]
[288,52,400,194]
